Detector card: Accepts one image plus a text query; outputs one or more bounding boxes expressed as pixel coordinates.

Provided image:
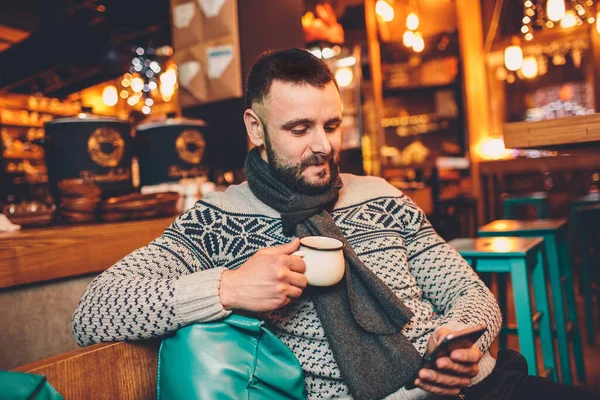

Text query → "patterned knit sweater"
[73,174,502,399]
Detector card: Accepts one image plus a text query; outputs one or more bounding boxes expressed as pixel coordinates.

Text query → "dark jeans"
[456,349,599,400]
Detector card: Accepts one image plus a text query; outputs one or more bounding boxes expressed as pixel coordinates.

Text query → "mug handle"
[291,251,305,258]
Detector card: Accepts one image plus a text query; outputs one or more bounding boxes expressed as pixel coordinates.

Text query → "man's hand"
[414,327,483,396]
[219,238,308,312]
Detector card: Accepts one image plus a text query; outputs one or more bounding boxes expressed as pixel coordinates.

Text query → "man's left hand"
[414,327,482,397]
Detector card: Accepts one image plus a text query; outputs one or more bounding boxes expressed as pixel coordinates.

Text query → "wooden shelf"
[0,122,45,128]
[382,82,456,96]
[0,217,173,289]
[2,154,45,161]
[503,114,600,149]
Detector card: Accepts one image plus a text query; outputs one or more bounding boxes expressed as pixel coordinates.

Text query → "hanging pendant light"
[376,0,394,22]
[504,38,523,71]
[521,57,539,79]
[102,85,118,107]
[560,9,577,28]
[546,0,566,22]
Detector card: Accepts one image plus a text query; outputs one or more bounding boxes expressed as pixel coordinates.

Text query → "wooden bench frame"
[13,341,160,399]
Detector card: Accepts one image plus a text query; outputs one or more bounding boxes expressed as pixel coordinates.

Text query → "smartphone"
[405,324,488,390]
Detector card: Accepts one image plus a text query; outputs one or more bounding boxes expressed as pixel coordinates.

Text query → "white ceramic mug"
[292,236,345,286]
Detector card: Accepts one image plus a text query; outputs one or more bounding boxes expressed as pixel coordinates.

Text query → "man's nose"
[310,128,332,154]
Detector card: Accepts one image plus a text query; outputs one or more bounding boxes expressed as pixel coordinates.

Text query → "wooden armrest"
[13,340,160,399]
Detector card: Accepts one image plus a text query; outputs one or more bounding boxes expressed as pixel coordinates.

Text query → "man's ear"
[243,108,265,147]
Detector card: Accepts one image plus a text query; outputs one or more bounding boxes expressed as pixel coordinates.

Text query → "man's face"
[255,80,343,194]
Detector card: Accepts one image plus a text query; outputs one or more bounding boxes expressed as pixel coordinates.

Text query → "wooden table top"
[0,217,174,289]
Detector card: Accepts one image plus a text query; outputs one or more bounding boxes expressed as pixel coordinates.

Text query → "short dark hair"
[245,48,337,109]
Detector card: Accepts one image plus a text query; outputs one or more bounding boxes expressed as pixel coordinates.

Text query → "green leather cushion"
[157,314,306,399]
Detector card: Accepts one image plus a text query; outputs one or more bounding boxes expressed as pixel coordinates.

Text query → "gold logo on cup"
[175,129,205,164]
[87,127,125,168]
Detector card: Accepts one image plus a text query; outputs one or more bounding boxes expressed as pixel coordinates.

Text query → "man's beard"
[263,129,340,195]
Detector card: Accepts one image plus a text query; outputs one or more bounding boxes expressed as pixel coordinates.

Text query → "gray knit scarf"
[245,148,422,399]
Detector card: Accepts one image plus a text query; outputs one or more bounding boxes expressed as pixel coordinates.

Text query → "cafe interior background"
[0,0,599,393]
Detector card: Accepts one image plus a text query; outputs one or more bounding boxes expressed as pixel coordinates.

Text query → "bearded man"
[73,48,597,400]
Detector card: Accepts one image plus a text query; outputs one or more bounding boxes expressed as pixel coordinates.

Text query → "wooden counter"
[503,114,600,149]
[478,153,600,223]
[0,217,173,289]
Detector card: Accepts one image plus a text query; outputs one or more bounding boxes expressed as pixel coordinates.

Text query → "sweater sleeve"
[400,196,502,353]
[72,203,231,347]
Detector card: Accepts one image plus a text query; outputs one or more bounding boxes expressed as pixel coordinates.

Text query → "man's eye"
[325,125,339,133]
[291,128,308,135]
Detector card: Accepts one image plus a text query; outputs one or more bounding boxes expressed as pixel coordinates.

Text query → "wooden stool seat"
[449,236,557,381]
[450,237,543,258]
[479,219,566,234]
[502,192,550,219]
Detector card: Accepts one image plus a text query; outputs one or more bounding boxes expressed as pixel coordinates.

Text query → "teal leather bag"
[0,371,64,400]
[157,314,307,399]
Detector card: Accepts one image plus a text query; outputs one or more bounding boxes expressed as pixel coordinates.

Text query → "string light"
[522,1,596,40]
[118,45,176,112]
[131,77,144,93]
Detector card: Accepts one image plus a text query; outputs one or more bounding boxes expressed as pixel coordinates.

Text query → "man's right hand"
[219,238,308,312]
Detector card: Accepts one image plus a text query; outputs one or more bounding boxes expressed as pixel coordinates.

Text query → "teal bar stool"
[573,203,600,345]
[449,237,557,381]
[569,193,600,255]
[502,192,550,219]
[569,194,600,304]
[478,219,585,384]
